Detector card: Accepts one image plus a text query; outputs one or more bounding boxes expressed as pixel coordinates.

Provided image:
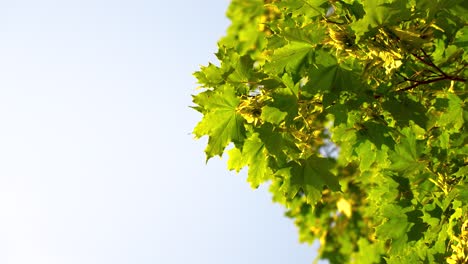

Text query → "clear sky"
[0,1,321,263]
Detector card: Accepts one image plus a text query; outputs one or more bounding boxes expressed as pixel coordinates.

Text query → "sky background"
[0,1,322,263]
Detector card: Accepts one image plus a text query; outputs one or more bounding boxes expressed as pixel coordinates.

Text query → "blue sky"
[0,1,320,263]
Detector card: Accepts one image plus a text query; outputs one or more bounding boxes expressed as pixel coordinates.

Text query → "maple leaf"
[390,128,425,173]
[193,85,245,159]
[304,50,365,106]
[383,96,428,129]
[350,0,411,40]
[227,132,271,188]
[276,156,340,205]
[264,42,314,75]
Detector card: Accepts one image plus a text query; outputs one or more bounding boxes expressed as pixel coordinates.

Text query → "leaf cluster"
[192,0,467,263]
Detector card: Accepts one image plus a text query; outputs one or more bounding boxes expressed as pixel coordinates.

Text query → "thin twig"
[412,49,448,77]
[396,75,465,93]
[396,77,446,92]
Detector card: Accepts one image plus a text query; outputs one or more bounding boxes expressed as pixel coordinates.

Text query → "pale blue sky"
[0,1,320,263]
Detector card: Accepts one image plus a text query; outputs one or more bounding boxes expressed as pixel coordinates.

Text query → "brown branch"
[394,49,467,93]
[421,49,448,77]
[396,77,447,92]
[411,48,465,80]
[396,75,465,93]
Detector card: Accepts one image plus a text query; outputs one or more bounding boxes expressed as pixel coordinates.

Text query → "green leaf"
[261,106,287,124]
[354,238,384,264]
[328,103,348,126]
[437,93,464,130]
[193,63,225,88]
[227,133,272,188]
[455,184,468,205]
[242,133,271,187]
[355,141,377,172]
[383,96,428,129]
[305,50,364,106]
[351,0,411,40]
[281,74,299,98]
[277,156,340,205]
[227,54,255,83]
[219,0,265,53]
[227,147,244,172]
[256,123,298,166]
[390,128,425,173]
[356,121,396,150]
[375,204,411,253]
[453,25,468,48]
[193,86,245,159]
[274,0,328,18]
[264,87,299,125]
[281,21,327,45]
[264,42,313,75]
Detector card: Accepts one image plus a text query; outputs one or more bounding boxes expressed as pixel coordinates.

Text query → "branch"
[411,49,448,77]
[394,49,467,93]
[396,75,465,93]
[396,77,446,92]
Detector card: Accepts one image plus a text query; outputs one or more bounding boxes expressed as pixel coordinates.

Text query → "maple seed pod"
[236,97,264,126]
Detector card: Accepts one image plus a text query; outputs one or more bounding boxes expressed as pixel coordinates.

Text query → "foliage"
[192,0,467,263]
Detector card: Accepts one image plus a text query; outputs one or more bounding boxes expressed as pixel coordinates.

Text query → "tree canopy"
[192,0,467,263]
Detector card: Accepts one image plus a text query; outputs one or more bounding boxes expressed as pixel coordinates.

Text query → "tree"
[192,0,467,263]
